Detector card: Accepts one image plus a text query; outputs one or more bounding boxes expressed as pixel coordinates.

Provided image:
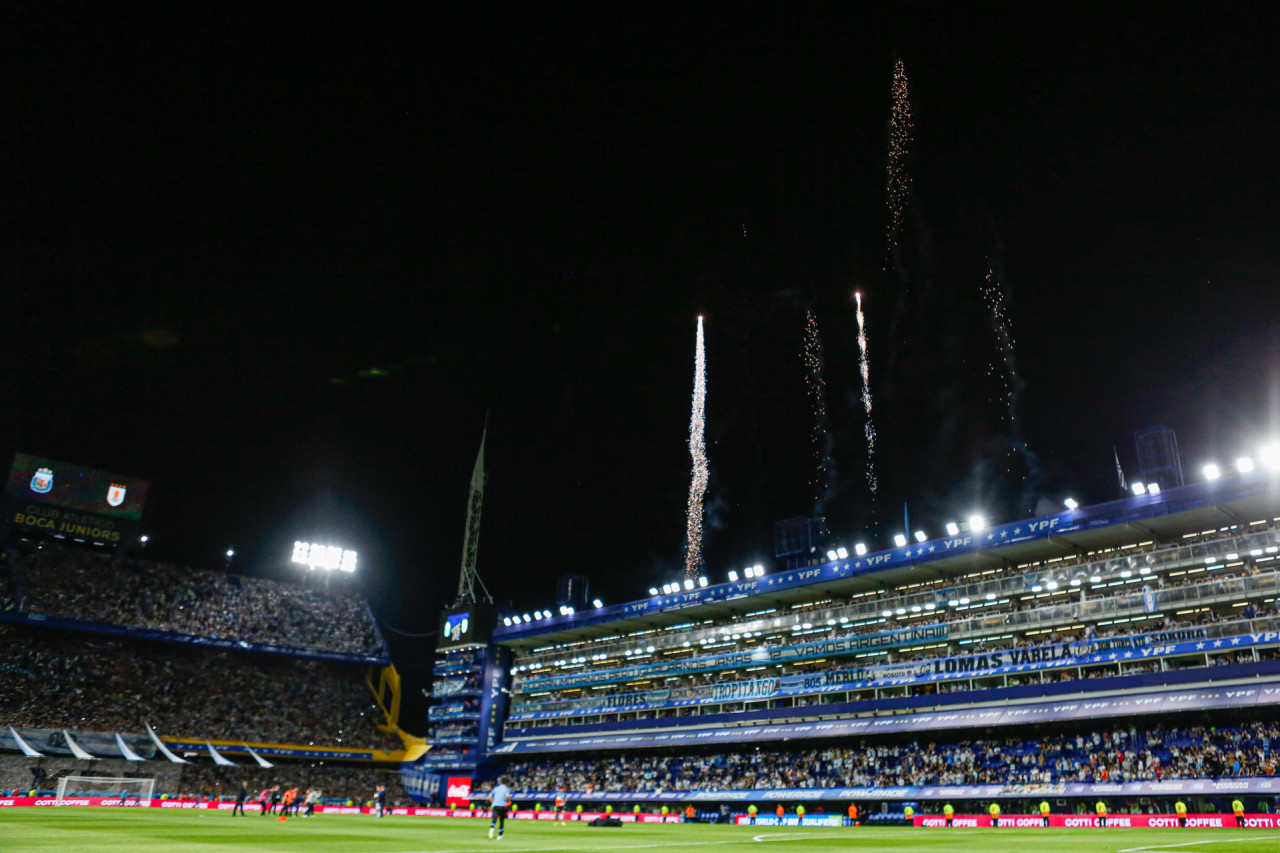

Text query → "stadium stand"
[461,475,1280,813]
[4,540,382,657]
[0,623,399,749]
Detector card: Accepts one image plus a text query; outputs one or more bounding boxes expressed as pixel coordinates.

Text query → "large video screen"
[6,453,149,521]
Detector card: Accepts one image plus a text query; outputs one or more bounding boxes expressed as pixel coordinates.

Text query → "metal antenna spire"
[454,416,492,606]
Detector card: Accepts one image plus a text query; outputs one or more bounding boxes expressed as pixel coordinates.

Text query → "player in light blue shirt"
[488,778,513,840]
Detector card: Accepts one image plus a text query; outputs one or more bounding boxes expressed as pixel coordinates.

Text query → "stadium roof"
[496,472,1280,651]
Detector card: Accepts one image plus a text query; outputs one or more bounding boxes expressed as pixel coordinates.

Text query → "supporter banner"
[712,677,778,702]
[508,629,1280,721]
[517,624,948,692]
[914,814,1280,829]
[495,681,1280,754]
[498,474,1271,641]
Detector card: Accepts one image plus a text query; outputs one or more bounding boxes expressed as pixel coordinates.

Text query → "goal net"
[55,775,155,806]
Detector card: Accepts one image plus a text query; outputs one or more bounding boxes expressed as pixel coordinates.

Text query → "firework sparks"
[886,59,913,266]
[854,292,878,503]
[982,266,1031,474]
[684,315,709,579]
[802,310,834,535]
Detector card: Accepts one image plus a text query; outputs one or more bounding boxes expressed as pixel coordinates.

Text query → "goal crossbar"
[55,775,155,805]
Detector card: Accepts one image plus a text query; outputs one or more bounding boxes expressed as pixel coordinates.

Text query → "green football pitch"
[2,810,1277,853]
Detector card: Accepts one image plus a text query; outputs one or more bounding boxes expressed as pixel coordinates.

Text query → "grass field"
[1,810,1278,853]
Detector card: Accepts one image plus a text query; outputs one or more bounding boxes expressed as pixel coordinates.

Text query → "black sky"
[6,6,1280,719]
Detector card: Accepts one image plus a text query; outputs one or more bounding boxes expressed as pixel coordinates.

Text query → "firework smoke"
[886,59,913,267]
[802,310,835,536]
[684,315,709,579]
[854,292,878,512]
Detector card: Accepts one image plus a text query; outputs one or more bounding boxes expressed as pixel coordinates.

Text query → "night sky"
[6,7,1280,720]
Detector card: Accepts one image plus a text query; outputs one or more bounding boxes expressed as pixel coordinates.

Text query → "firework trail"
[854,292,878,515]
[684,315,709,579]
[802,310,835,536]
[886,59,913,268]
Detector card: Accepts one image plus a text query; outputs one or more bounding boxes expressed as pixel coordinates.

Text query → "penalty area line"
[1119,838,1280,853]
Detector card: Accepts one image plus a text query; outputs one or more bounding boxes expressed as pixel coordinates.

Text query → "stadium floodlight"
[985,592,996,600]
[826,549,838,561]
[698,576,708,587]
[959,597,970,605]
[593,598,603,608]
[753,564,764,576]
[646,645,655,653]
[649,587,659,597]
[1089,575,1102,584]
[140,534,150,543]
[1131,482,1147,495]
[1070,578,1082,586]
[948,599,959,607]
[291,541,357,573]
[542,610,553,619]
[1063,497,1078,510]
[727,570,739,582]
[1032,585,1043,593]
[558,605,568,616]
[945,522,959,536]
[683,578,695,591]
[1046,580,1058,590]
[1204,463,1221,481]
[1148,482,1161,495]
[1120,570,1132,578]
[924,602,936,610]
[854,543,867,556]
[910,605,921,613]
[913,530,927,543]
[226,548,236,558]
[503,617,512,626]
[1237,456,1255,473]
[836,546,849,559]
[1139,566,1151,575]
[1261,444,1280,471]
[893,533,907,547]
[522,613,531,622]
[968,515,987,532]
[882,610,893,618]
[894,607,906,615]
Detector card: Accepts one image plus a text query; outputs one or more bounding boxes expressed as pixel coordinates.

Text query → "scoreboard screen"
[6,453,149,521]
[438,604,495,649]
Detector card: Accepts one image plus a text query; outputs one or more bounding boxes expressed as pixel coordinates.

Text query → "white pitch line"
[364,835,850,853]
[1119,838,1280,853]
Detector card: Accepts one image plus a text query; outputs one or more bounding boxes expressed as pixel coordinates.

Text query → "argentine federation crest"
[106,483,128,507]
[30,467,53,494]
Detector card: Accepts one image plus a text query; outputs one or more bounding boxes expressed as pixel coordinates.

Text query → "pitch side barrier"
[0,797,680,821]
[497,473,1271,641]
[909,814,1280,829]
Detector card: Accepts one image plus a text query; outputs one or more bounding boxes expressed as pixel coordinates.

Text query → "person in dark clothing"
[233,781,248,816]
[374,784,388,818]
[269,785,282,814]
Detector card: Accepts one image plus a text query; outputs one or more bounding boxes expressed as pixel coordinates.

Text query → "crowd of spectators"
[0,623,401,751]
[7,541,382,657]
[0,755,407,804]
[504,722,1279,792]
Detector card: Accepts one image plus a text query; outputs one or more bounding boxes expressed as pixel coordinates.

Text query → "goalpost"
[55,776,156,806]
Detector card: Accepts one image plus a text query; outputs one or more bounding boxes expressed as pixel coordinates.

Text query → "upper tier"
[2,540,388,662]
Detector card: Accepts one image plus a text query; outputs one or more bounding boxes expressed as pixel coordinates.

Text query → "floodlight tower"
[454,420,493,607]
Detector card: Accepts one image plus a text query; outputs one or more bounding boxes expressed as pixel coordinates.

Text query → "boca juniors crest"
[30,467,54,494]
[106,483,128,507]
